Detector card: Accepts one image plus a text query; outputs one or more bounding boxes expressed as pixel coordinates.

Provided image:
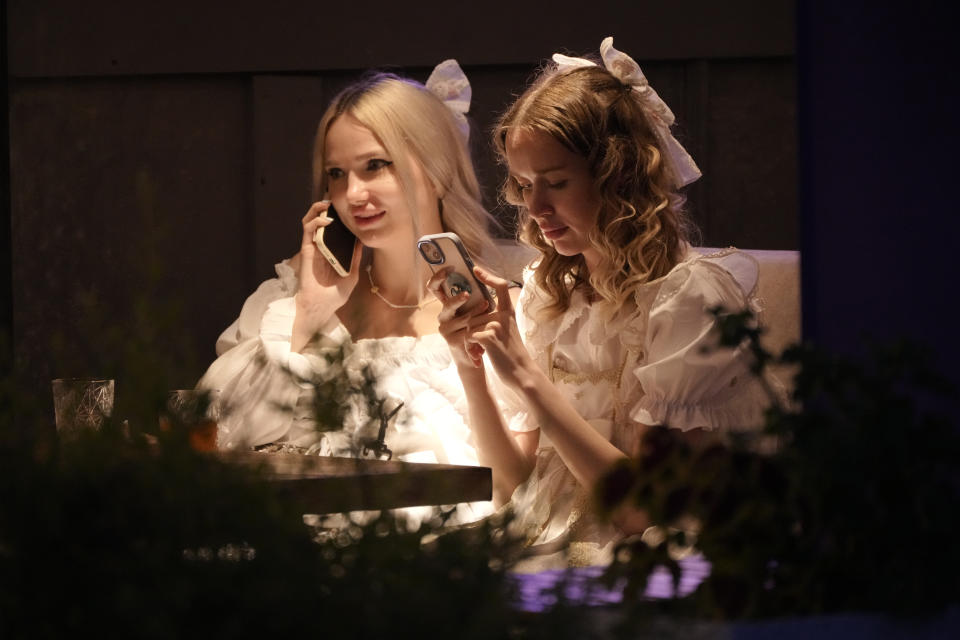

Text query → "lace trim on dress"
[694,246,742,261]
[520,271,593,360]
[691,249,765,327]
[632,249,764,342]
[549,347,629,388]
[651,263,695,310]
[699,249,760,298]
[550,365,622,386]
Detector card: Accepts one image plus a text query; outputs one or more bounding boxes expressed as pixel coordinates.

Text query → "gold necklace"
[366,265,426,310]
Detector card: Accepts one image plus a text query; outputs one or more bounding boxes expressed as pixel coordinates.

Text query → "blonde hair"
[494,64,697,317]
[312,72,498,265]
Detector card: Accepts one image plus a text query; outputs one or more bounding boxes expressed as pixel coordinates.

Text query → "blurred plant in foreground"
[1,327,536,639]
[5,293,959,638]
[597,307,960,621]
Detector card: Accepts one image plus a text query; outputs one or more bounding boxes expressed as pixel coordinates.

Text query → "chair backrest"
[695,248,802,357]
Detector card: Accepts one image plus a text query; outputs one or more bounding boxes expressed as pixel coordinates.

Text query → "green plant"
[0,280,530,639]
[598,308,960,620]
[1,358,533,639]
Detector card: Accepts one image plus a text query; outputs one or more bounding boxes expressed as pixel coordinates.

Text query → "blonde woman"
[433,38,772,566]
[200,62,499,524]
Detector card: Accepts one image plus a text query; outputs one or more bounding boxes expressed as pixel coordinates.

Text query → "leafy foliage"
[0,277,529,638]
[0,373,531,639]
[598,308,960,620]
[5,279,958,637]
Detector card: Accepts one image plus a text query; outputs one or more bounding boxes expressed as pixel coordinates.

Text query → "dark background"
[4,1,957,421]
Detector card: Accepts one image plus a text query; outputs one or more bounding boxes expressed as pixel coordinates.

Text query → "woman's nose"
[346,172,369,206]
[526,186,552,218]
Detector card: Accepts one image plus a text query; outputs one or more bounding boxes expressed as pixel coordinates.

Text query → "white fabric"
[505,247,774,570]
[198,259,494,524]
[425,58,471,141]
[552,36,702,188]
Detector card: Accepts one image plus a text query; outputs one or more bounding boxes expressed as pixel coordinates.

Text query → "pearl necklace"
[366,264,428,310]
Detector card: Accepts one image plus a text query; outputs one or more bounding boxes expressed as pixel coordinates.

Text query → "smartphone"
[314,204,358,277]
[417,232,495,315]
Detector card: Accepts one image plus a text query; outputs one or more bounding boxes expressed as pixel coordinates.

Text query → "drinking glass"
[51,378,115,435]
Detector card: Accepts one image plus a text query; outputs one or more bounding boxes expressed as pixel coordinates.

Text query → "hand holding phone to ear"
[292,201,363,352]
[313,203,358,277]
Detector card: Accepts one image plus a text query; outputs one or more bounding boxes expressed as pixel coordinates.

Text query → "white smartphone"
[417,232,495,315]
[313,204,358,277]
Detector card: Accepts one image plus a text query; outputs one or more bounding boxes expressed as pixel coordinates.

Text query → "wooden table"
[223,450,493,513]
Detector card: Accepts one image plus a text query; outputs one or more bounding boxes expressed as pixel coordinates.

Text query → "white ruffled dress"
[505,247,774,569]
[198,259,494,523]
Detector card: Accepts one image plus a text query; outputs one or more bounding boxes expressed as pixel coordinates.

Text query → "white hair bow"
[426,59,472,141]
[552,37,702,188]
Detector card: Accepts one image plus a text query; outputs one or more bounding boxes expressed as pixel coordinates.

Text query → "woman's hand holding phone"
[420,232,495,370]
[430,265,491,370]
[462,267,537,389]
[291,201,362,352]
[432,265,534,388]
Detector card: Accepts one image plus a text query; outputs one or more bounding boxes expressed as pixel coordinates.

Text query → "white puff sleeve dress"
[198,260,494,523]
[505,247,776,569]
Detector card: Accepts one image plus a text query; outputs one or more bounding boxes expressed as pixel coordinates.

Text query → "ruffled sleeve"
[213,260,297,354]
[629,255,769,431]
[198,260,345,449]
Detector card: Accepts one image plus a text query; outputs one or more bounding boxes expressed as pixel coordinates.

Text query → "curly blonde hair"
[313,72,498,266]
[494,64,697,317]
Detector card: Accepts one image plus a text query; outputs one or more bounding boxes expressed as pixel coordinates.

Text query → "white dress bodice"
[505,247,776,569]
[198,259,493,524]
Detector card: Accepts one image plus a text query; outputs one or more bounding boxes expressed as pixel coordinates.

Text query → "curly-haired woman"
[432,38,773,568]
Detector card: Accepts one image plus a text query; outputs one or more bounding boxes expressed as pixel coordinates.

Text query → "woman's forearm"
[458,366,536,505]
[515,367,629,490]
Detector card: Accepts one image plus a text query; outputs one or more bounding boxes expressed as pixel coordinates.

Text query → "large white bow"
[426,59,472,141]
[552,37,702,188]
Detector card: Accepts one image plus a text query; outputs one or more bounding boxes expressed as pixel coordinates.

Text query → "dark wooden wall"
[6,1,796,399]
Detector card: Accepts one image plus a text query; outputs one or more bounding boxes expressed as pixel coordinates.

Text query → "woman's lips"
[540,225,568,241]
[353,211,385,227]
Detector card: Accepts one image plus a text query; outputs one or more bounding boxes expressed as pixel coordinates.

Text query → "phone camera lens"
[420,241,444,265]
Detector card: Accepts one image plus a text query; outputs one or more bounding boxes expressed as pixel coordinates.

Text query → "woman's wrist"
[294,291,332,316]
[455,362,488,388]
[292,294,335,352]
[510,354,550,398]
[517,370,553,406]
[296,293,338,326]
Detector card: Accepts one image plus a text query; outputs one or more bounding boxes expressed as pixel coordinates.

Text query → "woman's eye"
[548,180,568,189]
[367,158,393,172]
[515,180,532,192]
[327,167,344,180]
